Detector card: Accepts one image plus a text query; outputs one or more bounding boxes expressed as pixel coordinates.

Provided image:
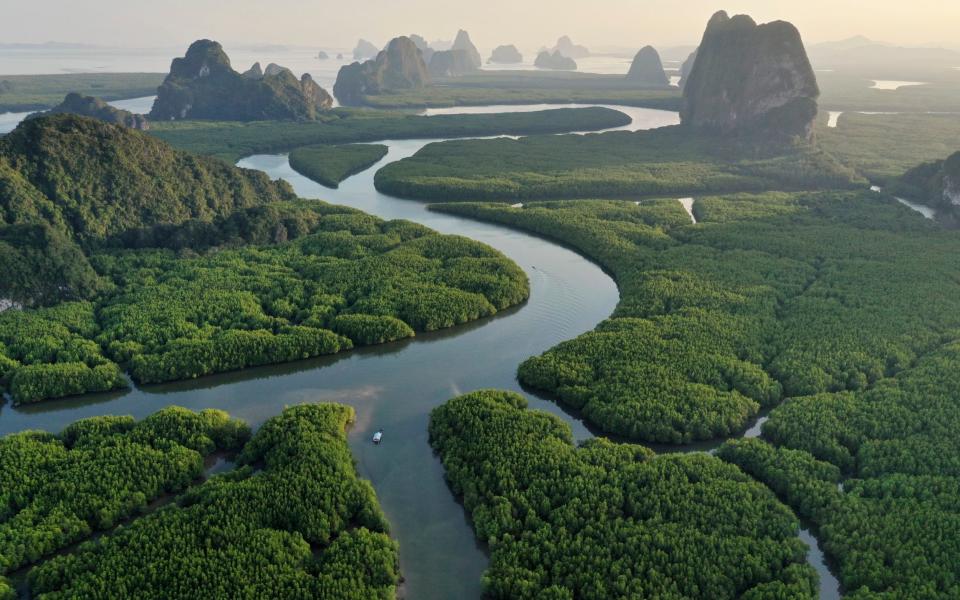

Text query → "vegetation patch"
[289,144,388,188]
[433,192,955,442]
[23,404,400,599]
[149,107,631,162]
[429,390,817,599]
[0,72,162,113]
[0,407,249,574]
[376,126,862,202]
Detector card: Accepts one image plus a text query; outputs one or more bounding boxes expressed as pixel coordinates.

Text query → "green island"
[0,407,249,575]
[0,73,162,113]
[429,390,817,599]
[432,192,958,442]
[149,106,631,162]
[5,404,400,599]
[0,115,528,403]
[374,127,862,201]
[354,71,681,110]
[818,70,960,113]
[431,194,960,595]
[289,144,389,188]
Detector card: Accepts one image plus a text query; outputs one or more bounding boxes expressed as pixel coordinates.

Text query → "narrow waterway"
[1,104,839,599]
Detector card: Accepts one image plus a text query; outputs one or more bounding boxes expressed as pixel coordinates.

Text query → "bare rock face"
[452,30,482,69]
[626,46,669,86]
[429,49,479,77]
[30,93,149,130]
[681,11,820,141]
[150,40,332,121]
[408,34,434,63]
[488,45,523,64]
[241,62,264,79]
[678,49,698,89]
[334,36,431,106]
[535,50,577,71]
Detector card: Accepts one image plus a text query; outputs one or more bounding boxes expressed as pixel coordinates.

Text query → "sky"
[3,0,959,51]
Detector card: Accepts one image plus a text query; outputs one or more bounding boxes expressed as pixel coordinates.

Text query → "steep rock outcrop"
[429,50,479,77]
[678,49,698,89]
[535,50,577,71]
[408,34,434,63]
[149,40,332,121]
[488,45,523,64]
[30,93,149,130]
[452,30,482,69]
[552,35,589,58]
[353,39,379,60]
[241,62,264,79]
[626,46,669,86]
[334,36,431,106]
[681,11,819,141]
[894,151,960,211]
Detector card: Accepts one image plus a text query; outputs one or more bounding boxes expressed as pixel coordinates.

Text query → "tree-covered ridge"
[289,144,388,188]
[0,407,249,576]
[0,301,126,403]
[432,191,957,442]
[148,106,631,163]
[374,126,862,202]
[0,114,295,247]
[429,390,817,599]
[2,201,529,400]
[27,404,400,599]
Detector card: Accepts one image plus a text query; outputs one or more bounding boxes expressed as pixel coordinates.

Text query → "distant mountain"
[334,36,431,106]
[808,37,960,71]
[353,39,379,60]
[430,50,479,77]
[551,36,590,59]
[28,93,149,130]
[150,40,332,121]
[488,45,523,65]
[451,30,482,69]
[535,51,577,71]
[626,46,669,86]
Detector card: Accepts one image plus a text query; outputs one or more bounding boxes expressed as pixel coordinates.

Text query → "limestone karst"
[680,11,819,141]
[626,46,669,86]
[149,40,332,120]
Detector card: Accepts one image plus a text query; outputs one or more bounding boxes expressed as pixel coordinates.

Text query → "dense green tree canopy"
[375,126,862,202]
[434,192,955,443]
[429,390,817,599]
[27,404,399,599]
[289,144,389,188]
[0,407,248,574]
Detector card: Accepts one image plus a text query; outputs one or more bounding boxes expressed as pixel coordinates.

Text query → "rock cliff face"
[429,50,479,77]
[334,36,431,106]
[353,39,379,60]
[681,11,819,141]
[678,49,698,89]
[408,34,434,63]
[552,36,589,58]
[31,93,149,130]
[626,46,669,86]
[241,62,264,79]
[896,151,960,210]
[149,40,332,121]
[488,45,523,64]
[535,50,577,71]
[451,30,482,69]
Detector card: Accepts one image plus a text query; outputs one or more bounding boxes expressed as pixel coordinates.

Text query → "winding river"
[0,105,840,599]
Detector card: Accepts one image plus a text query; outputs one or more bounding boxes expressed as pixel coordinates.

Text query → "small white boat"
[372,430,383,444]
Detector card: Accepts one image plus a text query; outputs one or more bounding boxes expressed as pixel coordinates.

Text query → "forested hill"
[0,114,294,246]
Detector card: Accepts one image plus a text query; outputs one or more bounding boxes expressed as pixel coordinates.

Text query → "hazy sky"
[4,0,959,50]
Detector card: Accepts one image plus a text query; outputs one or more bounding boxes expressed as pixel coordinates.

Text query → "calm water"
[0,104,840,599]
